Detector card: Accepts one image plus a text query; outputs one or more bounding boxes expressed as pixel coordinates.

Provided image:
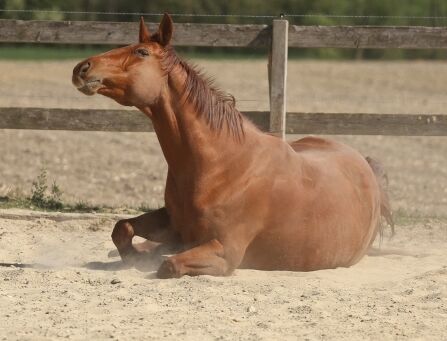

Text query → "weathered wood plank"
[0,107,153,132]
[0,107,270,132]
[288,25,447,49]
[286,112,447,136]
[0,108,445,136]
[0,19,271,47]
[269,19,288,140]
[2,20,447,49]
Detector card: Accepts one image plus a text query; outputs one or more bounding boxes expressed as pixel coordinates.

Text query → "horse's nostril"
[79,62,91,76]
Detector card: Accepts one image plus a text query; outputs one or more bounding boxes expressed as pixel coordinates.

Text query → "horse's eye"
[135,48,149,57]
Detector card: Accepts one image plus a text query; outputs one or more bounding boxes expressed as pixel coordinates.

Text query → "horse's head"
[72,14,173,107]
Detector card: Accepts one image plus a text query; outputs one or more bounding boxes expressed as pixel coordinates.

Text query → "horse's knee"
[111,220,134,249]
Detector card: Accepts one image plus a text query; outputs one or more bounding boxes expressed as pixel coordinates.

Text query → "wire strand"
[1,9,447,20]
[0,9,275,18]
[286,14,447,20]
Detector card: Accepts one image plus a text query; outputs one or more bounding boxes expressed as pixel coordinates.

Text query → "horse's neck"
[144,96,186,170]
[140,69,245,179]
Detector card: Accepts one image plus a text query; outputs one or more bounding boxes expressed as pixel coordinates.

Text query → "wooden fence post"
[268,18,288,140]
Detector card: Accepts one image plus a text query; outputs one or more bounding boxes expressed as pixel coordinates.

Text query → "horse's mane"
[160,46,245,141]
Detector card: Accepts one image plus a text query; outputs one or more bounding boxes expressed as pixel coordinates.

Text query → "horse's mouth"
[76,79,104,96]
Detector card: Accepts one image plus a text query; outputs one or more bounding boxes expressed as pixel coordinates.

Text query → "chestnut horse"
[73,14,393,278]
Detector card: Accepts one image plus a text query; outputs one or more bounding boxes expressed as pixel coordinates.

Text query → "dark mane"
[161,46,245,141]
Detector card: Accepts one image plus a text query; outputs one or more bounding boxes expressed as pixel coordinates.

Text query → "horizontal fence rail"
[2,19,447,48]
[0,20,271,47]
[1,108,445,136]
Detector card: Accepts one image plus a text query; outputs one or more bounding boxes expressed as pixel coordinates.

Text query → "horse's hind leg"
[111,207,179,264]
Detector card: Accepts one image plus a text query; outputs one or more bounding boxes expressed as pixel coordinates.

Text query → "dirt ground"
[0,210,446,340]
[0,59,446,339]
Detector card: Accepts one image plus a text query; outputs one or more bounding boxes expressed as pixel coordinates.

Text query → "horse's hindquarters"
[240,139,381,271]
[242,206,380,271]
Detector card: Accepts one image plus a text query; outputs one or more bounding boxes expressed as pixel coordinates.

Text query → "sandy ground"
[0,59,446,339]
[0,209,446,340]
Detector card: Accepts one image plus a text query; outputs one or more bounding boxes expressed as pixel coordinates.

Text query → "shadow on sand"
[367,247,428,258]
[0,262,49,269]
[83,260,132,271]
[83,258,161,273]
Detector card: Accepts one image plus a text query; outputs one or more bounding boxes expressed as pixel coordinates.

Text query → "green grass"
[0,194,152,214]
[3,43,447,61]
[3,45,447,61]
[2,196,98,213]
[0,45,323,61]
[0,46,352,61]
[0,191,105,213]
[0,45,272,61]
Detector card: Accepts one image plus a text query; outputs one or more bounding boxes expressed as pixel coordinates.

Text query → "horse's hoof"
[157,258,181,279]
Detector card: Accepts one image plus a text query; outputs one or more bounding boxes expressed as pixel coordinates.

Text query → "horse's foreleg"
[156,239,244,278]
[111,207,178,264]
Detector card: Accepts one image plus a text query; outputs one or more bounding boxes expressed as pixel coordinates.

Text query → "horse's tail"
[366,156,395,239]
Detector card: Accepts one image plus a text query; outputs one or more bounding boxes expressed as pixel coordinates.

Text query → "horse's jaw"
[73,77,133,107]
[73,77,104,96]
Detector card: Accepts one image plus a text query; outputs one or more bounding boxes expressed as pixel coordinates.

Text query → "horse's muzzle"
[72,60,103,95]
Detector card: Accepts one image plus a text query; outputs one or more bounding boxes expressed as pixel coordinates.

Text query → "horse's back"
[290,135,356,157]
[290,136,373,180]
[290,135,337,152]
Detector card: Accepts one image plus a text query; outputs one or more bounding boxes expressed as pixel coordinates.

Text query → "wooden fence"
[1,18,447,137]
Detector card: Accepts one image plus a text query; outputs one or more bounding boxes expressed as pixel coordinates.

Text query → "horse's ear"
[139,17,151,43]
[157,13,173,46]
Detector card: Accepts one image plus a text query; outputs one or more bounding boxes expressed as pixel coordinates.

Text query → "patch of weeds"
[73,201,102,213]
[0,170,159,214]
[30,169,47,206]
[49,181,63,206]
[0,186,31,209]
[30,169,63,210]
[0,169,110,213]
[138,203,153,213]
